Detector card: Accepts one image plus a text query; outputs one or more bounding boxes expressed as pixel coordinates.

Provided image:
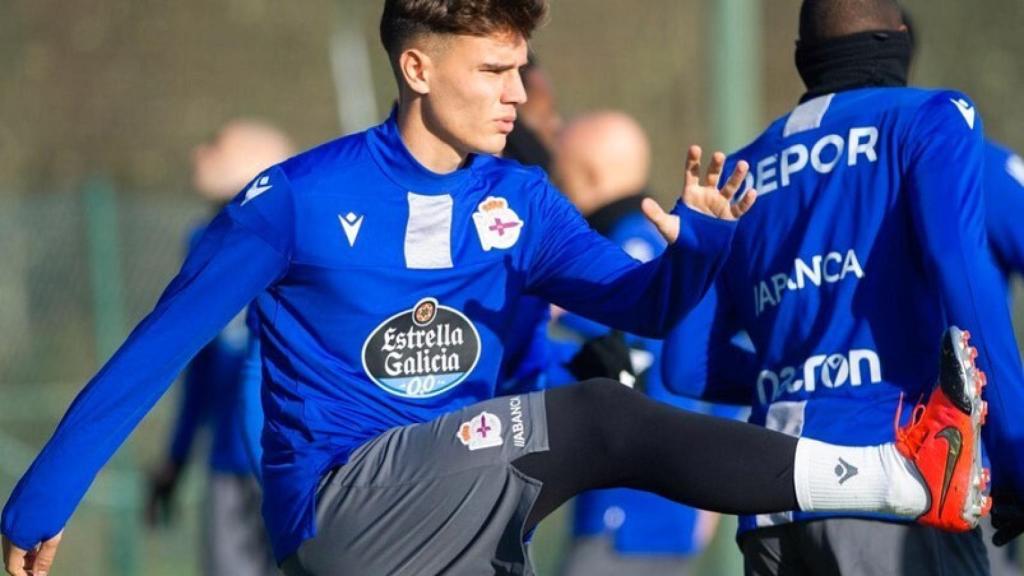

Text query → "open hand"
[642,145,757,243]
[4,531,62,576]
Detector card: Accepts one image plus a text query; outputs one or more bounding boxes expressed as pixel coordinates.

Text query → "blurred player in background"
[145,119,293,576]
[1,2,995,575]
[664,0,1024,574]
[552,110,725,576]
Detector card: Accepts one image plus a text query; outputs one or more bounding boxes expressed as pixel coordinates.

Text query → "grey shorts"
[282,392,550,576]
[740,518,990,576]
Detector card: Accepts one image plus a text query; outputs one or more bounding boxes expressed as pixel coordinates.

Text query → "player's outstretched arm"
[1,168,295,563]
[525,145,757,338]
[641,146,757,243]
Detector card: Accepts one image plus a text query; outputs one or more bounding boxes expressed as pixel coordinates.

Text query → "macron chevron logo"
[339,212,364,247]
[241,175,272,206]
[950,98,976,130]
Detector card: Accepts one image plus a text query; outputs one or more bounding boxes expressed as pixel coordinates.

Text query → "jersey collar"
[367,107,477,195]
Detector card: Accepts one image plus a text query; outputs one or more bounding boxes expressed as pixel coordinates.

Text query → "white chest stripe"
[405,192,454,269]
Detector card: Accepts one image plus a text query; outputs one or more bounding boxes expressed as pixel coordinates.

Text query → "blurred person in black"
[145,119,293,576]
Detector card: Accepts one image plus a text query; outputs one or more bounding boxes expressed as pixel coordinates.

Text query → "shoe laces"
[894,391,929,453]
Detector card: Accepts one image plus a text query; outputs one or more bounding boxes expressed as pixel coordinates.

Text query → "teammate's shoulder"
[901,87,981,135]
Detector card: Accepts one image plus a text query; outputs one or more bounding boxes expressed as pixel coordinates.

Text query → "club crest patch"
[362,298,481,398]
[472,196,523,251]
[457,411,504,451]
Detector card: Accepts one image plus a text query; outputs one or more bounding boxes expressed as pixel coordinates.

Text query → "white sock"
[793,438,928,517]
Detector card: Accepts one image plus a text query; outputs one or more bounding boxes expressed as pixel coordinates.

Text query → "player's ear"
[399,48,432,96]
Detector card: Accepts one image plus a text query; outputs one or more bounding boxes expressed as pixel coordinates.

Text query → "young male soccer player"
[662,0,1024,574]
[0,2,992,575]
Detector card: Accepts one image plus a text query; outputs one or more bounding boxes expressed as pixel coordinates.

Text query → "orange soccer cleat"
[895,326,991,531]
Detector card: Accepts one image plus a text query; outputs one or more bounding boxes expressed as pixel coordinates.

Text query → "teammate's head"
[798,0,905,43]
[553,111,650,216]
[191,119,295,202]
[379,0,547,159]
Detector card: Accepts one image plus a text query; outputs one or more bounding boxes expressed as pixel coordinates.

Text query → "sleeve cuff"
[670,200,737,255]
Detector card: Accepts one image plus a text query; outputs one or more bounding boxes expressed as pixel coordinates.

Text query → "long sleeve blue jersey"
[166,224,256,475]
[1,111,737,561]
[662,87,1024,534]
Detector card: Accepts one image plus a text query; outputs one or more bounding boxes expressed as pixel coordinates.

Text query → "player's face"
[423,32,529,156]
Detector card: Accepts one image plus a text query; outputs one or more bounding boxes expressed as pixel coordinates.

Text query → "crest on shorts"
[472,197,523,251]
[457,411,504,451]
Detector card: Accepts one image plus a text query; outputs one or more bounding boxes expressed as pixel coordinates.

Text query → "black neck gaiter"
[795,30,911,102]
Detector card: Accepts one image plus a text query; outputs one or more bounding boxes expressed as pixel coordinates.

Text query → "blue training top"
[1,111,737,562]
[662,87,1024,535]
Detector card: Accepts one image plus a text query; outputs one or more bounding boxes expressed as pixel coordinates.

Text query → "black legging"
[512,378,799,531]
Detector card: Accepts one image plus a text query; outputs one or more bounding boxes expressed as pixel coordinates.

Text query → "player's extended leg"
[513,327,991,533]
[513,379,799,525]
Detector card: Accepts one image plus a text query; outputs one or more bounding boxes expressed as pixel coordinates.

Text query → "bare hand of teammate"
[3,531,62,576]
[642,146,757,243]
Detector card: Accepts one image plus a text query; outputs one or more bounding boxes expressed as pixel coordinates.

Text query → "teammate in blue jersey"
[553,111,727,576]
[144,119,293,576]
[662,1,1024,574]
[0,2,993,575]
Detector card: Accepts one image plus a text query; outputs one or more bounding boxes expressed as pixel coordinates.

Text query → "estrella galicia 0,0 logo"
[362,298,481,398]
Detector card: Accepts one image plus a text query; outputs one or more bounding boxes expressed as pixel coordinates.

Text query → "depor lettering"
[746,126,879,195]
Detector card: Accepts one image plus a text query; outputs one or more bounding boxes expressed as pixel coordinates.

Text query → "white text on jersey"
[757,349,882,404]
[744,127,879,196]
[754,249,864,316]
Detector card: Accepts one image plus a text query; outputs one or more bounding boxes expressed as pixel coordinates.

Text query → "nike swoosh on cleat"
[936,427,963,515]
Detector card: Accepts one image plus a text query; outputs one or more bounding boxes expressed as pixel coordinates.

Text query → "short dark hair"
[380,0,547,60]
[799,0,903,43]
